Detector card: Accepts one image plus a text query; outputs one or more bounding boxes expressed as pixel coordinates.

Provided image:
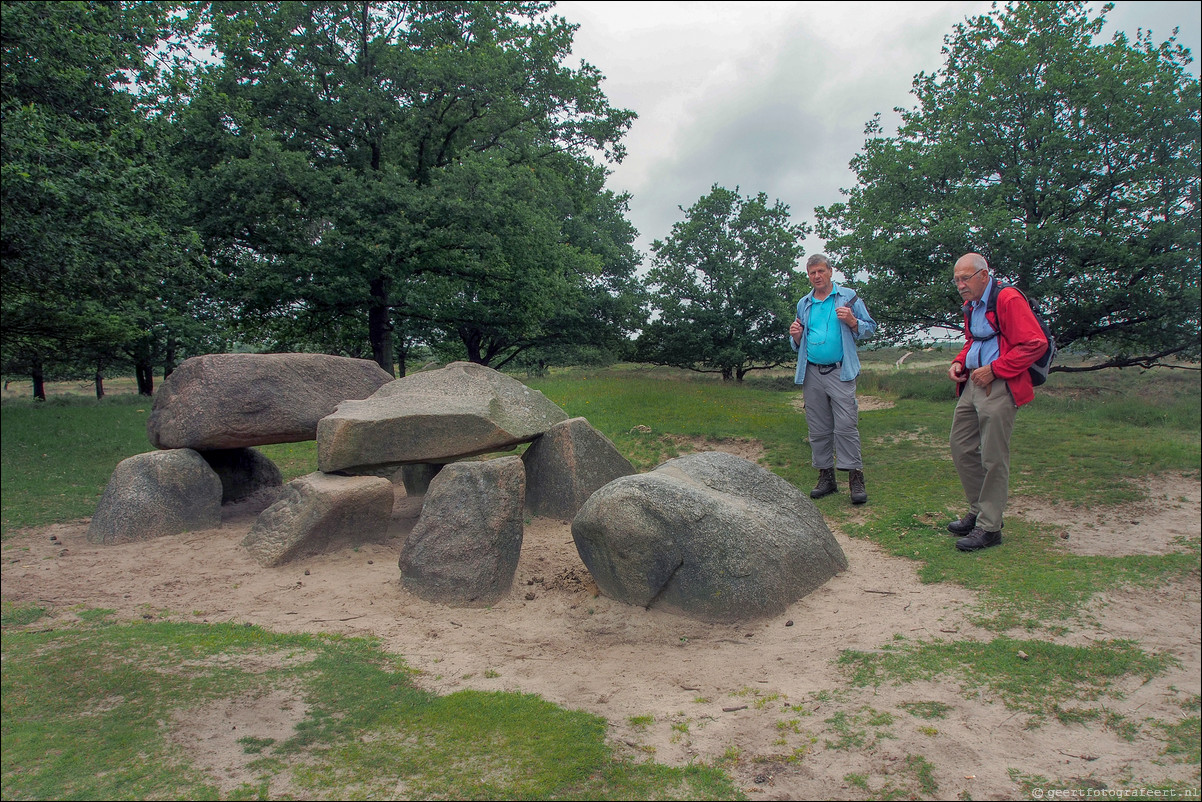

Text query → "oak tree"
[638,185,809,381]
[816,1,1200,370]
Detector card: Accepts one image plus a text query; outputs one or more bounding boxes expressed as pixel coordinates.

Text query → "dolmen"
[88,353,392,545]
[87,355,848,621]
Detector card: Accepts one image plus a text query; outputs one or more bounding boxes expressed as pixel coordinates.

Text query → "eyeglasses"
[952,268,985,286]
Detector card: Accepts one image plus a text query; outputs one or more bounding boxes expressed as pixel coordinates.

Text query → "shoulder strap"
[985,283,1029,334]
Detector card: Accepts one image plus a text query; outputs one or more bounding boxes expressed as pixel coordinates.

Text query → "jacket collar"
[809,282,844,303]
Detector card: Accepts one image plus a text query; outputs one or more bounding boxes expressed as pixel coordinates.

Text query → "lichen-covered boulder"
[199,447,283,504]
[147,353,392,450]
[318,362,567,474]
[87,449,223,544]
[522,417,634,520]
[399,457,525,606]
[571,451,847,622]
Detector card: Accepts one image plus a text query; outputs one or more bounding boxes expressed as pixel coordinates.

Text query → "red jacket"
[954,286,1048,407]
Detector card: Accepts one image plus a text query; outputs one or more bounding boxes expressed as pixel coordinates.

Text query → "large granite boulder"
[87,449,223,544]
[148,353,393,450]
[318,361,567,474]
[571,451,848,622]
[241,472,394,567]
[199,447,283,504]
[399,456,525,606]
[522,417,635,520]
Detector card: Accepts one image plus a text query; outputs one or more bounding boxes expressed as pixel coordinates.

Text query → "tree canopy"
[1,0,211,397]
[178,0,640,376]
[816,0,1200,370]
[637,185,809,381]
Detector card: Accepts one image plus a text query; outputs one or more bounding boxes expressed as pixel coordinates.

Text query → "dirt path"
[2,474,1198,800]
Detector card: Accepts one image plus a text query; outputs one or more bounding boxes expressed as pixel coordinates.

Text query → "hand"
[789,318,802,345]
[835,306,857,331]
[971,365,994,395]
[949,362,967,383]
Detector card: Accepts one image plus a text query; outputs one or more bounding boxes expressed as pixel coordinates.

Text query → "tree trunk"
[31,361,46,401]
[95,370,105,399]
[164,335,177,379]
[460,326,485,364]
[135,361,154,396]
[368,275,395,377]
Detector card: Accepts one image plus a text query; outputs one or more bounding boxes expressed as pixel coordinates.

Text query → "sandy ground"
[2,457,1199,800]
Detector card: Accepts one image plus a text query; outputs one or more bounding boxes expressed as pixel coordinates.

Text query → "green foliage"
[1,1,215,395]
[0,620,743,800]
[817,1,1201,369]
[637,185,810,381]
[899,700,952,720]
[0,602,47,627]
[178,1,641,375]
[823,706,896,750]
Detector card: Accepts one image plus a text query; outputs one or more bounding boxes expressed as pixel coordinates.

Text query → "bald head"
[953,253,991,303]
[955,253,988,273]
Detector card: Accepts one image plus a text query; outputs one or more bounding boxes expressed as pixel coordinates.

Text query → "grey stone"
[399,457,525,606]
[148,353,393,450]
[241,472,395,567]
[87,449,223,544]
[199,447,284,504]
[571,451,848,622]
[522,417,635,520]
[318,361,567,474]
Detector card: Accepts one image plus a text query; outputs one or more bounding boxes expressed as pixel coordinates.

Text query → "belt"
[808,361,842,375]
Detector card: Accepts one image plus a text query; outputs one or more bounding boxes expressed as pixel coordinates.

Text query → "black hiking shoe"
[955,527,1002,552]
[848,469,867,505]
[947,513,977,535]
[810,468,837,499]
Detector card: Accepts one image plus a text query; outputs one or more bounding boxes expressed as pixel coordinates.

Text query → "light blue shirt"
[805,295,844,365]
[965,278,1002,370]
[789,283,877,384]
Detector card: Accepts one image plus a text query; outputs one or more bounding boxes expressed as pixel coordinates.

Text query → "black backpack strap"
[989,283,1035,335]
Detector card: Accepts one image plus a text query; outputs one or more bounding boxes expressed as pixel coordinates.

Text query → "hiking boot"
[848,469,867,505]
[955,527,1002,552]
[947,513,977,535]
[810,468,837,499]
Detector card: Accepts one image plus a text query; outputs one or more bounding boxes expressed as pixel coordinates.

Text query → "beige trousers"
[949,378,1017,532]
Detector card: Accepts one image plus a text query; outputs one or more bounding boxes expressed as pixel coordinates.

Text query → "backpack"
[975,283,1056,386]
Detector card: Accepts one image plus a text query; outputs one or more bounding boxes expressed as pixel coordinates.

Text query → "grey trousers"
[949,378,1017,532]
[802,365,862,470]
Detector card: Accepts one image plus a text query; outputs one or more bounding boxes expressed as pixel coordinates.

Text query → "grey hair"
[805,254,830,269]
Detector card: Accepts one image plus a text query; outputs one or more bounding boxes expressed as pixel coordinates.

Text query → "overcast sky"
[553,1,1202,271]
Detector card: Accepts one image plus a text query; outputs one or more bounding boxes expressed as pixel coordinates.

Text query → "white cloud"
[555,1,1201,262]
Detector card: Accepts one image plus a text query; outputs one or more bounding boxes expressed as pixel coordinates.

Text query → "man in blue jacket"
[789,254,877,504]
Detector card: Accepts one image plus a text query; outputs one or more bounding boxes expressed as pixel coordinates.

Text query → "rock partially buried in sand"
[571,451,848,622]
[87,449,223,544]
[242,472,394,567]
[399,456,526,606]
[521,417,635,520]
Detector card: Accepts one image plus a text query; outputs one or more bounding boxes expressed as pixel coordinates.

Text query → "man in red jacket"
[946,253,1048,552]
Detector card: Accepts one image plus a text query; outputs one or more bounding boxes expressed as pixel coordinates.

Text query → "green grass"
[0,617,741,801]
[0,396,155,534]
[0,396,318,537]
[838,635,1175,722]
[2,359,1199,799]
